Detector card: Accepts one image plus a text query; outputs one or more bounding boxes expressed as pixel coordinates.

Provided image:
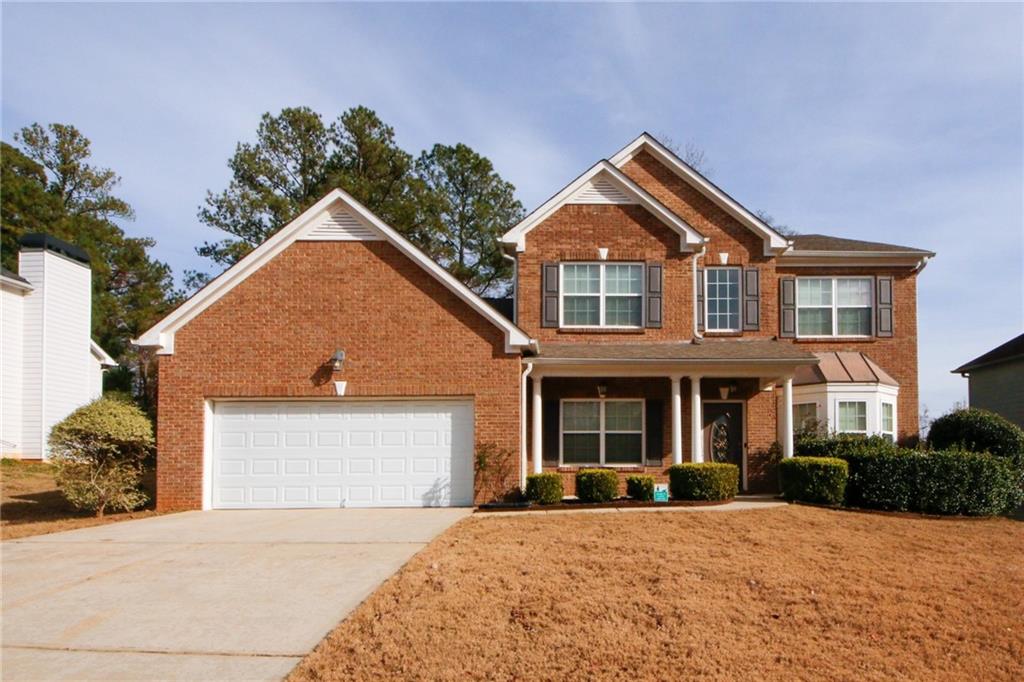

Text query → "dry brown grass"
[291,505,1023,682]
[1,458,162,540]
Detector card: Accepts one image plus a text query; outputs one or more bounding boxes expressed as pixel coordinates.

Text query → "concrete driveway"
[2,508,470,681]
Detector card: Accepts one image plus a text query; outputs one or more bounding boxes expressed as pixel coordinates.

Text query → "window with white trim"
[561,399,643,465]
[794,403,818,432]
[881,402,895,442]
[797,277,873,337]
[705,267,741,331]
[561,263,642,328]
[837,400,868,434]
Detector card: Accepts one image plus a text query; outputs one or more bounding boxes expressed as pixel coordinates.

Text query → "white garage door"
[211,400,474,509]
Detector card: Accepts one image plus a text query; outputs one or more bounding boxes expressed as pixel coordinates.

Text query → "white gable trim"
[609,133,792,257]
[501,161,705,252]
[90,340,117,367]
[135,189,532,355]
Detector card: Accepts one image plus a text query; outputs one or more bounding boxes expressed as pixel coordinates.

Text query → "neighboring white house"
[1,234,117,460]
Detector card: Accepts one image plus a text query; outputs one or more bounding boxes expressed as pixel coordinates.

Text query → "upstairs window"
[705,267,741,331]
[797,277,872,337]
[561,263,642,328]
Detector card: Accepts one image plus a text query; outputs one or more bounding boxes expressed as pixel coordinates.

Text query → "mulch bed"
[476,497,733,512]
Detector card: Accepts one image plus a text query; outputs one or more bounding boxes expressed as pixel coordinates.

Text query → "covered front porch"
[522,341,819,493]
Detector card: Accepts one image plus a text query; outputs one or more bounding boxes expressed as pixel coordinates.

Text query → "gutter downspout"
[520,360,534,491]
[692,245,707,339]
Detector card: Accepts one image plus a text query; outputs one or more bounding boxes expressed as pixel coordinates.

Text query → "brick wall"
[156,240,520,510]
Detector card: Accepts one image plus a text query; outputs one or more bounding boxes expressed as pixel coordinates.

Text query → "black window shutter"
[542,399,560,466]
[696,267,705,333]
[541,263,559,327]
[645,262,663,328]
[645,399,664,467]
[876,276,894,337]
[779,277,796,338]
[743,268,760,331]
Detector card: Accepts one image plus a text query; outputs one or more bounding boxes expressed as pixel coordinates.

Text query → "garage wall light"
[331,349,346,372]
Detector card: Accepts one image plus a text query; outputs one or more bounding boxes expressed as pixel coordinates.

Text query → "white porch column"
[532,374,543,474]
[689,375,704,463]
[782,376,794,459]
[671,375,683,465]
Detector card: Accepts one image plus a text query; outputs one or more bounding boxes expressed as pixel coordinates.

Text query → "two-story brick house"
[138,133,933,509]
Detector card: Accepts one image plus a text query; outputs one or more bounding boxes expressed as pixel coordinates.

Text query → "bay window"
[797,277,873,337]
[561,399,643,466]
[794,403,818,432]
[881,402,895,442]
[705,267,741,331]
[561,263,642,328]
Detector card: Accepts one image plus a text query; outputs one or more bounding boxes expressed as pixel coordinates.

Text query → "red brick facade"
[153,142,925,508]
[156,240,520,510]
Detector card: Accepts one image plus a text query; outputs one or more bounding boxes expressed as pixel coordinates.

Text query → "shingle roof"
[534,339,817,362]
[0,266,31,286]
[953,333,1024,374]
[790,234,933,255]
[794,351,898,387]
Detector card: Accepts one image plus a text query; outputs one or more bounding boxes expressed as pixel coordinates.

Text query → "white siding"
[1,284,26,457]
[18,249,95,459]
[89,356,104,401]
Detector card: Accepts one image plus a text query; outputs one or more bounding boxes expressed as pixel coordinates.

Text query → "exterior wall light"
[597,383,608,398]
[331,349,346,372]
[719,382,739,400]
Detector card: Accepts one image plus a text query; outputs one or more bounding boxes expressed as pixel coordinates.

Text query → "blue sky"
[3,2,1021,421]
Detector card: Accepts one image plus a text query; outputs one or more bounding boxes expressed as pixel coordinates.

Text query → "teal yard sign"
[654,483,669,503]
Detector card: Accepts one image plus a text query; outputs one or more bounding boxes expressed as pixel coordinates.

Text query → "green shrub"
[668,463,738,501]
[48,398,153,517]
[779,457,848,505]
[795,431,901,458]
[525,473,563,505]
[928,408,1024,470]
[841,451,917,511]
[626,475,655,501]
[575,469,620,503]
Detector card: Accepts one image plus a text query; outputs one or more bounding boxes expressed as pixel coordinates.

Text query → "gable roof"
[953,333,1024,374]
[609,132,791,256]
[135,189,533,354]
[90,340,117,367]
[500,160,706,252]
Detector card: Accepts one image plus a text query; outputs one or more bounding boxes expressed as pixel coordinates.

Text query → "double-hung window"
[561,263,642,328]
[793,403,819,432]
[705,267,741,331]
[797,277,873,337]
[880,402,895,442]
[837,400,868,434]
[561,399,643,466]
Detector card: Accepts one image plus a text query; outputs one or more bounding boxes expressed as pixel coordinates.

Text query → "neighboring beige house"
[1,234,117,460]
[953,333,1024,429]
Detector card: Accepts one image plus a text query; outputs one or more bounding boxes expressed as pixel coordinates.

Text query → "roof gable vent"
[569,176,637,205]
[301,206,382,241]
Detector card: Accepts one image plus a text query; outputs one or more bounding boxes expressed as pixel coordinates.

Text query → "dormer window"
[560,263,643,328]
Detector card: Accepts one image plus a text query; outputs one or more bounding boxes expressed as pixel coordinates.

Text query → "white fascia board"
[0,275,33,292]
[609,133,791,255]
[90,340,117,367]
[135,189,531,354]
[501,161,705,253]
[778,253,932,269]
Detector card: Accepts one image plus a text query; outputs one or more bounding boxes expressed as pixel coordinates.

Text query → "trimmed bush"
[841,451,917,511]
[48,398,153,517]
[525,473,563,505]
[779,457,848,505]
[795,431,901,458]
[668,463,738,501]
[928,408,1024,470]
[575,469,620,503]
[626,475,655,501]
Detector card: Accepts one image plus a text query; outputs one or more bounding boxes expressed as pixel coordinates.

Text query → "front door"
[703,402,744,488]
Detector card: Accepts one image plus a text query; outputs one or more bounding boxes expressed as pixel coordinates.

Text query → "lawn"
[291,505,1023,681]
[1,458,161,540]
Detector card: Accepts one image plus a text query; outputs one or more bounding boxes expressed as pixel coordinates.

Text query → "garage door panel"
[212,400,474,509]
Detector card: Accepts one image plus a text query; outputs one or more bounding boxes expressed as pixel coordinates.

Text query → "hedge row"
[779,457,848,505]
[524,464,741,504]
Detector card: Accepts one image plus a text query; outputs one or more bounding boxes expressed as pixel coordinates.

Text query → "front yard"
[1,459,160,540]
[291,505,1022,681]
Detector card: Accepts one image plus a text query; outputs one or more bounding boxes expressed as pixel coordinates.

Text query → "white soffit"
[135,189,532,354]
[609,133,792,256]
[299,206,383,241]
[501,161,705,252]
